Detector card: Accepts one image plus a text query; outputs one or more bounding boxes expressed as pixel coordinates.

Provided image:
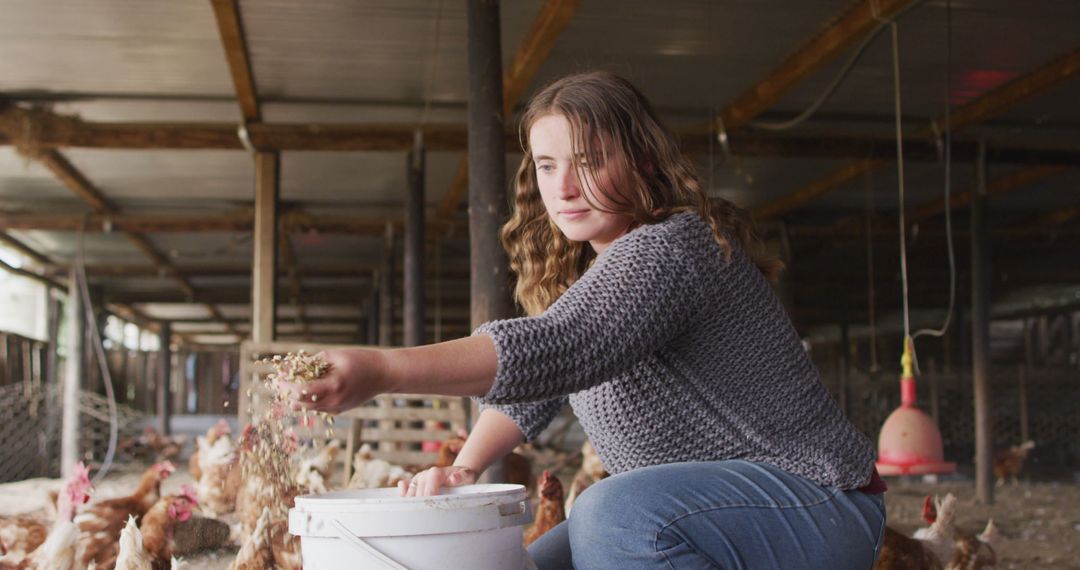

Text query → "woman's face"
[529,113,632,254]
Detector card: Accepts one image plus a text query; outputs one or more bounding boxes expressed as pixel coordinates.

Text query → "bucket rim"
[293,483,527,511]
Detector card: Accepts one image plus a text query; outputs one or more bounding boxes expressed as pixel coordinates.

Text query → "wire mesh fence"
[0,380,148,483]
[823,366,1080,468]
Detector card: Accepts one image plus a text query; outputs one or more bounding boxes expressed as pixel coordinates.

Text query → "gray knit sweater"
[474,211,876,490]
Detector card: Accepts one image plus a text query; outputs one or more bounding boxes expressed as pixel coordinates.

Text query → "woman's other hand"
[399,466,477,497]
[280,348,391,415]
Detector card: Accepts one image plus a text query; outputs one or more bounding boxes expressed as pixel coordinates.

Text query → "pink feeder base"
[876,405,955,476]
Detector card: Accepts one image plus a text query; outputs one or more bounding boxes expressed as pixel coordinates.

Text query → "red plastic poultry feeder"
[875,339,955,476]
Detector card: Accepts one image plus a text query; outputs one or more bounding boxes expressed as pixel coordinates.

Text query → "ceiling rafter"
[34,150,240,339]
[0,227,189,341]
[5,105,1080,166]
[802,164,1072,244]
[0,210,467,237]
[56,263,472,280]
[718,0,919,132]
[209,0,261,122]
[436,0,580,221]
[754,45,1080,220]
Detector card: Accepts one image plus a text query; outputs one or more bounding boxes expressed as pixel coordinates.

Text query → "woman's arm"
[403,408,525,497]
[285,335,497,414]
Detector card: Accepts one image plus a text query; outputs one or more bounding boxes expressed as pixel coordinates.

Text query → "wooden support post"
[404,131,426,348]
[971,141,993,505]
[468,0,513,483]
[157,322,172,436]
[61,269,85,478]
[252,152,279,344]
[242,152,278,422]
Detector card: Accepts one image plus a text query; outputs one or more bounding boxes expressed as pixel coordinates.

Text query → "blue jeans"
[528,460,886,569]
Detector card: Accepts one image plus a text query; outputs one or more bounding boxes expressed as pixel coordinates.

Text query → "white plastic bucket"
[288,484,534,569]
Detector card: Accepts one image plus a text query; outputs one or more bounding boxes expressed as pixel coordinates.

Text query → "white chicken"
[348,444,409,489]
[294,440,341,493]
[21,463,95,570]
[114,515,154,570]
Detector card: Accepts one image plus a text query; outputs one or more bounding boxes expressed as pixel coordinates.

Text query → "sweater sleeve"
[474,213,712,405]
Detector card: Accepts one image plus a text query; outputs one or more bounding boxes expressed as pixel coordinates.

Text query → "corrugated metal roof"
[0,0,1077,341]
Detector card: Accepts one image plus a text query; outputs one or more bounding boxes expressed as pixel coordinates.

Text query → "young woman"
[286,71,886,569]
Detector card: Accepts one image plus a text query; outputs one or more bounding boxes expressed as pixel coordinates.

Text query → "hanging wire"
[912,0,957,347]
[888,21,914,354]
[76,219,119,484]
[749,0,925,132]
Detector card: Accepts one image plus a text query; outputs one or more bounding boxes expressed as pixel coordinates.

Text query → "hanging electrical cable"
[749,0,926,132]
[76,219,119,484]
[890,20,912,350]
[912,0,957,351]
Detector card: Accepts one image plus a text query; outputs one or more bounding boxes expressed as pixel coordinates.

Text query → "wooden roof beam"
[908,165,1070,223]
[61,263,473,280]
[719,0,918,131]
[0,231,57,269]
[436,0,579,220]
[7,104,1080,164]
[754,45,1080,220]
[0,210,467,236]
[210,0,261,122]
[34,148,240,339]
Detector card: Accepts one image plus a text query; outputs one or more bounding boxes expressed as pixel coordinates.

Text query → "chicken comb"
[921,495,936,525]
[68,462,95,502]
[179,484,199,505]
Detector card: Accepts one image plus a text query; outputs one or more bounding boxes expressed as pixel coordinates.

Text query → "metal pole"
[61,269,85,478]
[971,140,993,505]
[45,291,60,388]
[157,322,172,436]
[467,0,513,330]
[379,223,394,347]
[1017,364,1029,444]
[404,131,426,347]
[838,322,849,415]
[44,290,61,473]
[367,270,380,345]
[467,0,512,483]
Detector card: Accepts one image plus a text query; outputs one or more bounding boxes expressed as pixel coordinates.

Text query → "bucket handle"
[330,519,409,570]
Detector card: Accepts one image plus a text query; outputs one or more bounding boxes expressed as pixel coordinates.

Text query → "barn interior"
[0,0,1078,567]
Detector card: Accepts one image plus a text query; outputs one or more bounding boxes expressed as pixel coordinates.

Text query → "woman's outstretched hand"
[399,466,477,497]
[280,348,392,415]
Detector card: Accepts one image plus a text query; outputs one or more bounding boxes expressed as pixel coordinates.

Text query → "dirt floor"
[4,467,1079,568]
[882,475,1080,569]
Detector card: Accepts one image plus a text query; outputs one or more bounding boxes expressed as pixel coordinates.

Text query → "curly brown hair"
[503,71,782,316]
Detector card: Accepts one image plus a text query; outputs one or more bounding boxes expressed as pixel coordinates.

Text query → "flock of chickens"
[0,423,603,570]
[0,422,1036,570]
